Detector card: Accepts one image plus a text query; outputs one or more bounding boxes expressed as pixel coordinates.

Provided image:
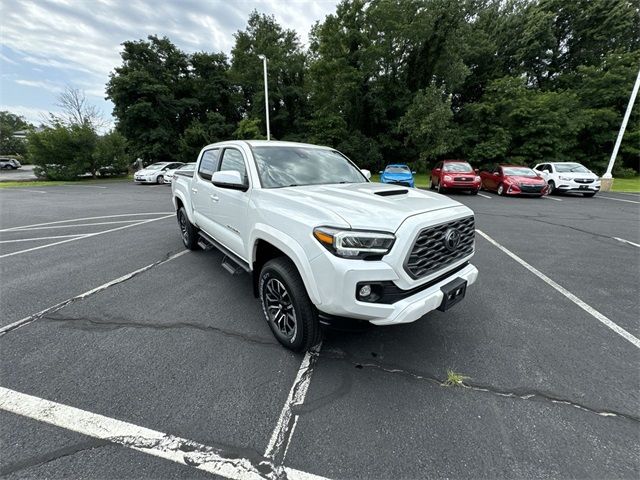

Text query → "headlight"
[474,176,481,182]
[313,227,395,259]
[559,176,572,181]
[443,175,452,181]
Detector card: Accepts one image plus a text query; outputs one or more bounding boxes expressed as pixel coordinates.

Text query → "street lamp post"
[257,54,270,141]
[601,65,640,190]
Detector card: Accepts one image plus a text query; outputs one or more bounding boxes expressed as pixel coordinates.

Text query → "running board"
[197,231,250,274]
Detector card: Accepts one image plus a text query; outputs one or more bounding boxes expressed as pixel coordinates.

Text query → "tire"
[259,257,321,352]
[547,181,555,195]
[583,192,596,197]
[177,207,199,250]
[497,183,505,196]
[156,175,164,184]
[437,182,445,194]
[470,189,479,195]
[429,178,435,190]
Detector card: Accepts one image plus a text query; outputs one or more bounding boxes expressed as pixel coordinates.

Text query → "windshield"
[385,166,410,173]
[146,163,168,170]
[252,147,366,188]
[555,163,589,173]
[503,167,537,176]
[443,163,473,173]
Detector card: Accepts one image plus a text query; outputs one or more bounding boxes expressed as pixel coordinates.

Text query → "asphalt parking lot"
[1,182,639,479]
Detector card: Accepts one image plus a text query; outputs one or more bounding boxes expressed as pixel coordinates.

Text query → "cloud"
[15,79,64,94]
[0,0,338,125]
[0,104,58,126]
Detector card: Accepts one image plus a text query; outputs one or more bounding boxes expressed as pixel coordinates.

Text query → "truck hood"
[263,182,463,232]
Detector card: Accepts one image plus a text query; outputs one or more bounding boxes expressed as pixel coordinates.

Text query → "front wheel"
[437,182,445,194]
[259,257,321,352]
[497,183,505,196]
[156,175,164,184]
[547,181,555,195]
[470,189,479,195]
[177,207,199,250]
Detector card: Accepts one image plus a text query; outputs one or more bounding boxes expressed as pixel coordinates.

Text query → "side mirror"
[493,172,499,176]
[379,170,384,174]
[212,170,248,191]
[361,169,372,180]
[411,171,416,174]
[474,169,479,174]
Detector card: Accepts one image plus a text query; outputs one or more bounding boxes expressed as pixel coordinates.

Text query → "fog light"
[359,285,372,298]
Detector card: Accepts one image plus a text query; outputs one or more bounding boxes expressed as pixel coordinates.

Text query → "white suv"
[533,162,600,197]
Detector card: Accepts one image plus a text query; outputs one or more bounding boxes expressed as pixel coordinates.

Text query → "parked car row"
[379,159,600,198]
[0,157,22,170]
[134,162,198,184]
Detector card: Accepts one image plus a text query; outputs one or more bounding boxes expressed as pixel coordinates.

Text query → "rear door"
[192,148,221,232]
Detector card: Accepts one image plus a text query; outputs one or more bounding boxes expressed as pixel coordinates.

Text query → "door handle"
[191,188,198,194]
[210,194,219,202]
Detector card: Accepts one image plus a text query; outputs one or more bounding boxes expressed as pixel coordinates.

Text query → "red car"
[480,165,548,196]
[429,160,481,194]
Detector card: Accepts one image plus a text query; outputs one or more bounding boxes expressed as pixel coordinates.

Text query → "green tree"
[28,124,97,180]
[0,111,31,157]
[230,11,308,140]
[399,86,458,164]
[233,117,266,140]
[94,131,129,175]
[179,112,235,161]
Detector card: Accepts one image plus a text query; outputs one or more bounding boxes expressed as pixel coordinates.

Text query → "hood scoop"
[374,188,409,196]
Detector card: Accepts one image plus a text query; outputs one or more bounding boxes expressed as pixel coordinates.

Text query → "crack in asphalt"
[43,314,279,348]
[320,349,640,423]
[0,439,111,476]
[0,249,187,338]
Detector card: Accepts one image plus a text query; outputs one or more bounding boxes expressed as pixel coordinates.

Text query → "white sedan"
[164,163,196,184]
[533,162,601,197]
[134,162,184,184]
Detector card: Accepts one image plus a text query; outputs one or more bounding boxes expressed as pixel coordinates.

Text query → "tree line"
[3,0,638,179]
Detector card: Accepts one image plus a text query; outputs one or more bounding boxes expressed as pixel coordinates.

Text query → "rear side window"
[198,149,219,181]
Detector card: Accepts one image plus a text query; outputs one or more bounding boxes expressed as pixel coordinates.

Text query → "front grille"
[520,184,543,193]
[574,178,594,184]
[405,216,475,279]
[388,180,411,187]
[453,176,474,181]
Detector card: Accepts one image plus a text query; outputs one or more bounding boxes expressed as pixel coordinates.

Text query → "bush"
[613,165,638,178]
[28,124,97,180]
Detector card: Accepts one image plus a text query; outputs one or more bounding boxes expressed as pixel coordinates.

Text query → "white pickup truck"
[172,140,478,351]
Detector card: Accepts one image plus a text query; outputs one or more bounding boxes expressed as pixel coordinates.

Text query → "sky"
[0,0,339,129]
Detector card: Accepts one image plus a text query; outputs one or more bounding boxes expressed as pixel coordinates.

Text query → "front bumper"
[441,181,480,190]
[556,180,600,192]
[382,179,414,188]
[308,207,478,326]
[134,176,152,183]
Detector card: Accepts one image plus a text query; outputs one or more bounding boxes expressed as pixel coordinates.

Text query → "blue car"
[379,164,416,188]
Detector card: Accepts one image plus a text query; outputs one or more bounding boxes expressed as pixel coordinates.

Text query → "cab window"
[198,149,219,181]
[219,148,248,184]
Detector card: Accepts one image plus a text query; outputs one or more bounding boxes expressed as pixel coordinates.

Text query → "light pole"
[257,54,270,141]
[601,65,640,188]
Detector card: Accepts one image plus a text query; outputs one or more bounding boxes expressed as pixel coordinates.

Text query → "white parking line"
[0,234,88,244]
[477,229,640,349]
[0,386,330,480]
[0,212,173,232]
[264,344,321,463]
[477,193,491,199]
[614,237,640,248]
[2,188,47,194]
[542,196,562,201]
[0,215,174,260]
[596,195,640,204]
[613,192,640,197]
[10,220,144,231]
[0,250,189,335]
[60,185,108,189]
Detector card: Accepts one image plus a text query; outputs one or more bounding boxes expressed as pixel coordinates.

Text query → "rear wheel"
[156,175,164,184]
[429,178,435,190]
[177,207,199,250]
[259,257,321,352]
[497,183,505,196]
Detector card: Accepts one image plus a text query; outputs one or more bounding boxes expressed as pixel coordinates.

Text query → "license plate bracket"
[437,277,467,312]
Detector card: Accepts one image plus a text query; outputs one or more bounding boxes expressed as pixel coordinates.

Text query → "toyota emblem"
[443,228,461,251]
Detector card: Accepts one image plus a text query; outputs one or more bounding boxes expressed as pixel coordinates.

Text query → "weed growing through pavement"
[443,369,470,387]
